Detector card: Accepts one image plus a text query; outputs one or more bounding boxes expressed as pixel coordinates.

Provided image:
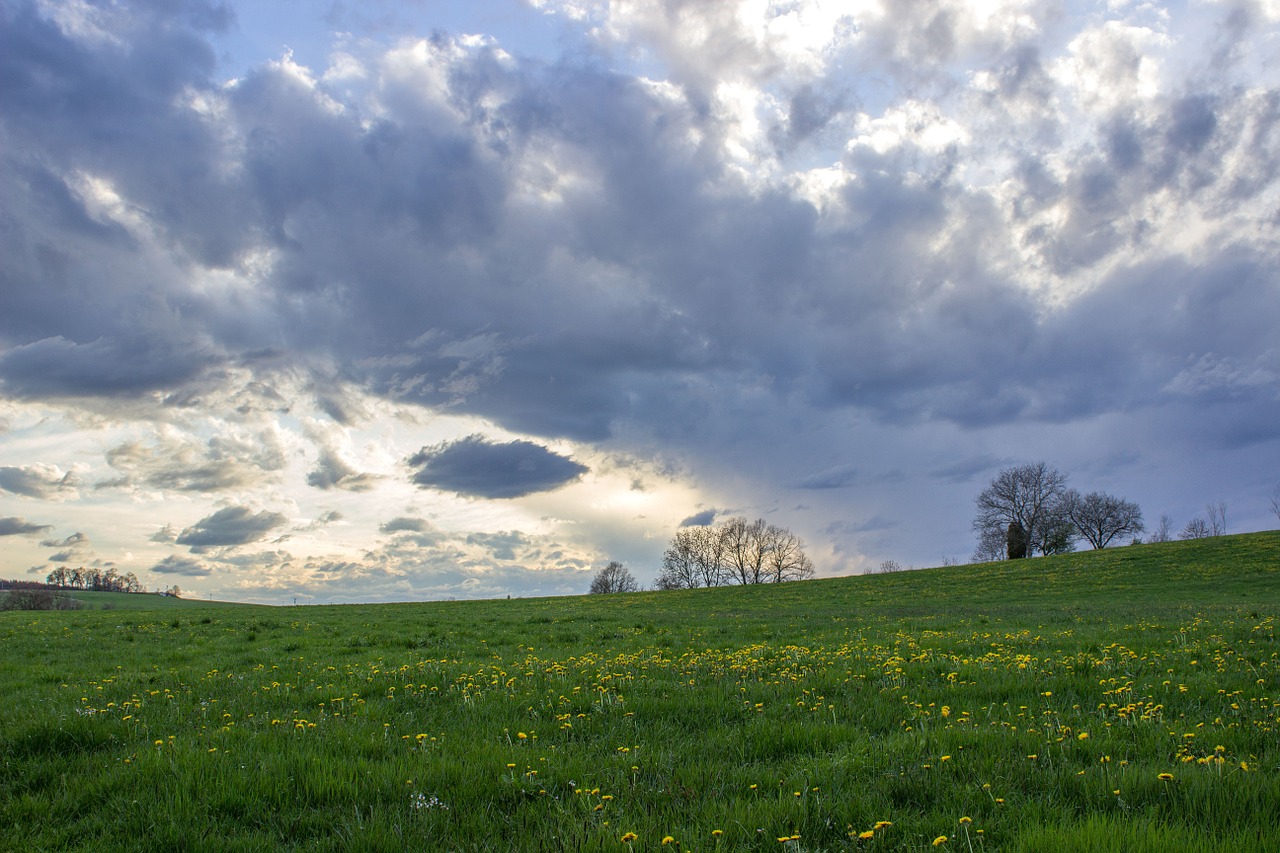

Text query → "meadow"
[2,533,1277,852]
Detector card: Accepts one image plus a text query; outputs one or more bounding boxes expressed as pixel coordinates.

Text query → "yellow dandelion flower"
[1158,772,1175,782]
[959,817,972,826]
[711,829,723,837]
[620,832,638,844]
[933,836,949,846]
[517,732,528,739]
[874,821,893,830]
[859,830,875,839]
[662,836,675,845]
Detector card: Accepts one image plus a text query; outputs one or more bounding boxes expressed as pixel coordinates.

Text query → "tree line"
[45,565,146,594]
[590,516,815,593]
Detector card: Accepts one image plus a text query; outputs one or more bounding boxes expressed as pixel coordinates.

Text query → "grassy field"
[58,591,242,611]
[2,533,1277,852]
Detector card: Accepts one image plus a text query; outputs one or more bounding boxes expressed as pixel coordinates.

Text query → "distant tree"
[164,585,182,598]
[876,560,903,574]
[762,525,815,583]
[656,517,813,588]
[1034,518,1077,556]
[722,517,770,585]
[1205,501,1227,536]
[973,463,1069,560]
[656,525,726,590]
[1271,485,1280,523]
[1062,490,1145,549]
[1180,518,1210,540]
[589,561,639,594]
[1149,514,1174,543]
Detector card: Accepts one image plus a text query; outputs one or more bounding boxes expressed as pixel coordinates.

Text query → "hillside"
[2,532,1277,852]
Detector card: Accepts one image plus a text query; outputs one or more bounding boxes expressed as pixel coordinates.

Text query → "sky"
[2,0,1278,604]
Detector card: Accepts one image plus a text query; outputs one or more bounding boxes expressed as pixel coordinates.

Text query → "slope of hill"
[2,532,1277,852]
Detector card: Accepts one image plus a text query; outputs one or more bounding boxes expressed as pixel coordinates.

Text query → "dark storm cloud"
[0,516,52,536]
[176,506,288,552]
[407,435,588,499]
[0,336,220,400]
[151,554,213,576]
[0,465,76,498]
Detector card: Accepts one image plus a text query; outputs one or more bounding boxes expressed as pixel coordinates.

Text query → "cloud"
[0,336,220,399]
[105,429,286,493]
[679,509,717,527]
[0,464,77,498]
[175,506,289,553]
[150,555,213,576]
[0,516,52,536]
[306,447,381,492]
[379,517,431,534]
[406,435,588,499]
[796,464,859,490]
[929,456,1006,484]
[39,531,91,563]
[39,531,89,549]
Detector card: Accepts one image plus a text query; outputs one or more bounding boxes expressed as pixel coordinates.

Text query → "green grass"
[59,591,246,611]
[2,532,1277,852]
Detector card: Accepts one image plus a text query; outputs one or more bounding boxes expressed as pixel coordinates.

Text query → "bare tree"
[589,561,639,594]
[972,463,1069,559]
[1149,514,1174,543]
[655,525,726,589]
[1062,490,1145,549]
[1180,517,1210,540]
[762,525,815,583]
[722,517,769,585]
[1205,501,1227,536]
[1271,485,1280,523]
[657,517,814,588]
[876,559,903,574]
[655,531,700,590]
